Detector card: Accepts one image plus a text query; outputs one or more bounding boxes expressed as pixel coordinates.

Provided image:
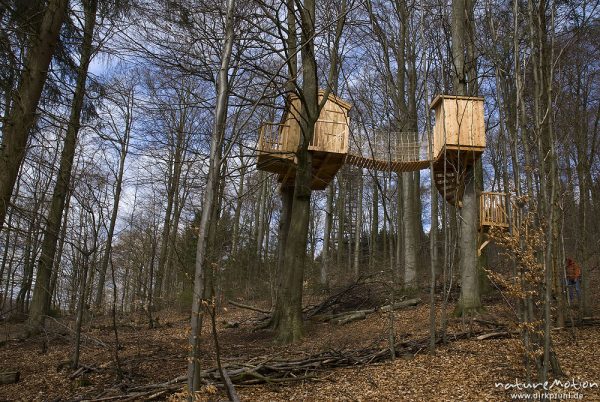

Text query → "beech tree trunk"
[271,0,346,343]
[452,0,481,315]
[354,170,363,279]
[321,184,334,288]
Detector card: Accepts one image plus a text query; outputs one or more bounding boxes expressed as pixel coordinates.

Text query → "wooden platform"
[275,151,346,190]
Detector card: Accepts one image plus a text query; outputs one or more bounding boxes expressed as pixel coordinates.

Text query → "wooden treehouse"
[257,91,352,190]
[430,95,486,207]
[256,92,509,231]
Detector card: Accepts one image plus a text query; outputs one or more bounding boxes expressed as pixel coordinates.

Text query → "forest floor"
[1,289,599,401]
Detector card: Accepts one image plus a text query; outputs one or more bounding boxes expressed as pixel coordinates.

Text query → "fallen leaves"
[0,302,599,401]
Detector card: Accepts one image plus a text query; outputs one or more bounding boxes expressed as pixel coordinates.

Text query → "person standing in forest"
[566,258,582,303]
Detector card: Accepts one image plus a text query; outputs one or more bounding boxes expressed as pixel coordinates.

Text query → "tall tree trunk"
[0,172,22,309]
[402,173,417,286]
[231,146,246,255]
[270,0,346,344]
[94,89,132,310]
[0,0,68,230]
[72,248,91,369]
[271,0,318,341]
[336,175,346,268]
[187,0,235,394]
[275,185,294,301]
[354,170,363,279]
[452,0,481,315]
[274,0,299,304]
[321,184,334,289]
[27,0,97,332]
[256,172,267,261]
[49,177,73,307]
[370,175,379,269]
[154,121,186,305]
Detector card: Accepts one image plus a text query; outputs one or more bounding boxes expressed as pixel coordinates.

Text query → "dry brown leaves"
[1,302,599,401]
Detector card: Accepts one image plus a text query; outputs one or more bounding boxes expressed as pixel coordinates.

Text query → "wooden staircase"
[432,152,468,207]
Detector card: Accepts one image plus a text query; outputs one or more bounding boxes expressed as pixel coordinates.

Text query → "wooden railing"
[259,120,349,155]
[480,192,509,228]
[258,123,287,154]
[348,131,430,163]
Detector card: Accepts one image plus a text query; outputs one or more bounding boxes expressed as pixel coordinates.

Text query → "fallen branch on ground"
[331,311,367,325]
[380,298,421,312]
[475,331,512,341]
[310,299,421,325]
[69,364,98,379]
[228,300,271,314]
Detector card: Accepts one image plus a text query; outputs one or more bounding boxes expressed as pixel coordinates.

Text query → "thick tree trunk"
[452,0,481,315]
[402,172,417,287]
[271,0,346,344]
[272,0,318,343]
[457,165,481,313]
[272,152,313,343]
[451,0,467,95]
[0,0,68,230]
[275,185,294,304]
[27,0,97,332]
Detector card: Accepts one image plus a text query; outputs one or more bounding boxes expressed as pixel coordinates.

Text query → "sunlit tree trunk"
[321,184,334,289]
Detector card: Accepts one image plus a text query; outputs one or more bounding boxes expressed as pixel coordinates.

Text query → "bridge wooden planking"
[344,154,430,173]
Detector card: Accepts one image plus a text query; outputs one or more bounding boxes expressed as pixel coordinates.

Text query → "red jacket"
[566,261,581,280]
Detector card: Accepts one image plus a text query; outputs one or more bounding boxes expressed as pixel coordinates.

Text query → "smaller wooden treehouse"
[430,95,485,207]
[429,95,509,255]
[257,91,351,190]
